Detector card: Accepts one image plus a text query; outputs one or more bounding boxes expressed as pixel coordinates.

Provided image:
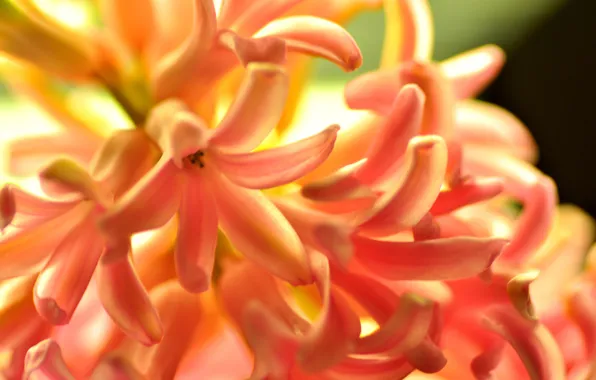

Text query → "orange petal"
[0,185,16,232]
[24,339,75,379]
[99,0,155,53]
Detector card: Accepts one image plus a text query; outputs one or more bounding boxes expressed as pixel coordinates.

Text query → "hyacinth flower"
[99,62,339,292]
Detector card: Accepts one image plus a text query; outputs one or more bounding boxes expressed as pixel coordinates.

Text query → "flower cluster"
[0,0,593,379]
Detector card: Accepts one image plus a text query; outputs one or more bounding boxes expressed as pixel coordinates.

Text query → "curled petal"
[355,84,424,185]
[24,340,75,380]
[404,337,447,373]
[97,242,163,346]
[471,342,505,380]
[90,129,161,199]
[100,158,183,238]
[353,235,506,281]
[507,270,540,321]
[300,166,377,206]
[357,293,434,356]
[229,0,304,36]
[6,133,99,177]
[380,0,434,67]
[346,62,455,138]
[1,185,16,232]
[211,63,289,153]
[0,201,90,280]
[39,159,107,204]
[412,213,441,241]
[567,282,596,359]
[358,135,447,236]
[99,0,154,53]
[34,214,104,324]
[151,0,217,100]
[217,30,287,66]
[255,16,362,71]
[211,173,311,285]
[430,177,504,216]
[482,306,566,380]
[298,253,361,371]
[175,174,218,293]
[455,100,538,162]
[441,45,506,100]
[273,197,354,267]
[214,125,338,189]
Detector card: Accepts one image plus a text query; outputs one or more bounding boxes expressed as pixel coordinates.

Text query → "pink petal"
[24,340,76,380]
[90,357,144,380]
[38,159,108,204]
[380,0,434,67]
[217,30,287,66]
[567,282,596,359]
[440,45,506,100]
[99,158,184,238]
[507,270,539,322]
[346,62,455,138]
[255,16,362,71]
[214,125,338,189]
[430,177,504,216]
[357,293,434,356]
[301,166,376,204]
[353,235,507,281]
[0,184,16,232]
[175,174,218,293]
[298,252,361,371]
[464,149,557,265]
[357,135,447,236]
[404,337,447,373]
[227,0,304,36]
[482,306,566,380]
[99,0,154,53]
[211,172,311,285]
[455,100,538,162]
[6,133,98,177]
[471,341,505,380]
[96,242,163,346]
[151,0,217,100]
[412,213,441,241]
[355,84,424,185]
[90,130,161,199]
[297,115,380,185]
[210,63,289,153]
[272,197,354,267]
[34,214,105,324]
[0,202,90,281]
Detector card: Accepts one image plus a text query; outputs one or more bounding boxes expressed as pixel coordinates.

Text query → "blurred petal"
[24,340,75,380]
[211,63,288,153]
[380,0,434,67]
[455,100,538,162]
[405,337,447,373]
[273,197,354,267]
[99,0,154,52]
[0,275,39,348]
[39,159,107,204]
[214,125,338,189]
[90,357,144,380]
[97,242,163,346]
[217,30,287,66]
[255,16,362,71]
[471,342,505,380]
[229,0,304,36]
[34,214,104,324]
[211,173,311,285]
[358,136,447,236]
[482,306,566,380]
[353,235,506,281]
[298,253,361,371]
[151,0,217,100]
[430,177,504,216]
[301,166,377,204]
[0,185,16,232]
[100,158,183,238]
[507,270,539,321]
[175,174,218,293]
[567,282,596,359]
[0,201,90,280]
[441,45,506,99]
[6,133,98,177]
[90,129,161,199]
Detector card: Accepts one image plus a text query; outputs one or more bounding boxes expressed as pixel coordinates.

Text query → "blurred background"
[1,0,595,216]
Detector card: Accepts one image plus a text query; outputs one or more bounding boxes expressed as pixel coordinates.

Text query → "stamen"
[187,150,206,168]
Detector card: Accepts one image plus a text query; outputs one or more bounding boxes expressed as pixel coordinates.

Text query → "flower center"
[187,150,205,168]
